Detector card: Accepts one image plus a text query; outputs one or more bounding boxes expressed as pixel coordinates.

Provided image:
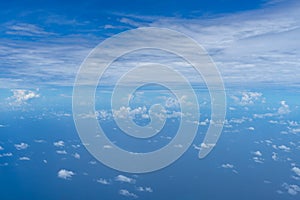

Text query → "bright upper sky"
[1,0,300,88]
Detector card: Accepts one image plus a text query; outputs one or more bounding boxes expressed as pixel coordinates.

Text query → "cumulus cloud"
[9,89,40,106]
[119,189,138,198]
[0,153,13,157]
[57,169,75,180]
[53,140,65,147]
[236,92,263,106]
[272,152,278,161]
[277,145,291,152]
[73,153,80,159]
[115,175,136,184]
[292,167,300,177]
[14,142,29,150]
[136,186,153,193]
[19,156,30,161]
[97,178,111,185]
[252,151,262,157]
[56,150,67,155]
[282,183,300,195]
[253,157,264,163]
[0,146,3,150]
[221,163,234,169]
[278,101,291,115]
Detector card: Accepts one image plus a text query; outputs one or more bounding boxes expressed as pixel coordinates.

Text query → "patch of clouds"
[19,156,30,161]
[57,169,75,180]
[0,153,13,157]
[119,189,138,198]
[6,23,54,37]
[282,183,300,195]
[14,142,29,150]
[272,152,278,161]
[53,140,65,147]
[221,163,234,169]
[9,89,40,106]
[252,151,262,157]
[0,146,3,150]
[232,92,263,106]
[277,145,291,152]
[278,101,291,115]
[56,150,67,155]
[136,186,153,193]
[253,156,264,164]
[292,167,300,177]
[115,175,136,184]
[73,153,80,159]
[97,178,111,185]
[248,127,255,131]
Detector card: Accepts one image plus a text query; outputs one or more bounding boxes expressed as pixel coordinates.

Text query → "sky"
[1,0,300,88]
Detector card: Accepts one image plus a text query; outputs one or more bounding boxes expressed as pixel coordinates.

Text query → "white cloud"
[282,183,300,195]
[14,142,29,150]
[0,146,3,150]
[237,92,263,106]
[9,89,40,106]
[119,189,138,198]
[0,153,13,157]
[253,157,264,163]
[97,178,111,185]
[278,145,291,152]
[56,150,67,155]
[53,140,65,147]
[278,101,290,115]
[136,186,153,193]
[248,127,255,131]
[19,156,30,161]
[6,23,54,36]
[292,167,300,177]
[73,153,80,159]
[221,163,234,169]
[115,175,136,184]
[272,152,278,161]
[252,151,262,157]
[57,169,75,180]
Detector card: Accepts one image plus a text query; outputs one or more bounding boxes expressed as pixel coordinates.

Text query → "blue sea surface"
[0,86,300,200]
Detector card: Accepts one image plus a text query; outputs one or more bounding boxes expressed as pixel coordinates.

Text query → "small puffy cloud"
[56,150,67,155]
[248,127,255,131]
[0,153,13,157]
[278,101,290,115]
[57,169,75,180]
[221,163,234,169]
[136,186,153,193]
[0,146,3,150]
[119,189,138,198]
[282,183,300,195]
[19,156,30,161]
[15,143,29,150]
[233,92,263,106]
[292,167,300,177]
[9,89,40,106]
[115,175,136,184]
[73,153,80,159]
[53,140,65,147]
[272,152,278,161]
[97,178,111,185]
[252,151,262,157]
[278,145,291,152]
[253,157,264,163]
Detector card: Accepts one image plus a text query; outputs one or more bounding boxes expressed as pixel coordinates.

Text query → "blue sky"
[0,0,300,88]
